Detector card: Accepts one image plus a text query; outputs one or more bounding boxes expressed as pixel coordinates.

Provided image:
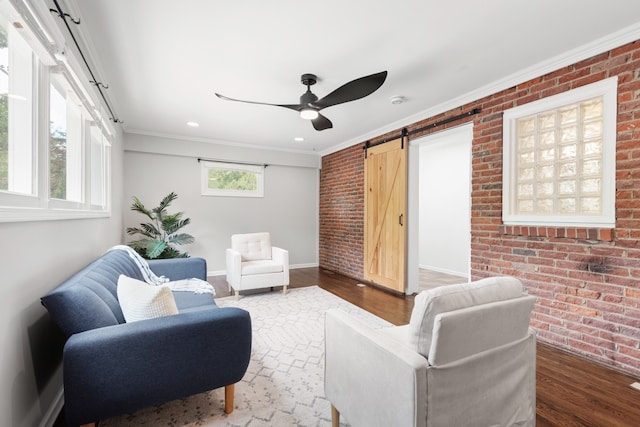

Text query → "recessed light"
[186,121,199,127]
[294,137,305,142]
[390,96,405,105]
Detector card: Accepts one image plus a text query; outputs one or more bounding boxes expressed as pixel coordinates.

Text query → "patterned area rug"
[100,286,391,426]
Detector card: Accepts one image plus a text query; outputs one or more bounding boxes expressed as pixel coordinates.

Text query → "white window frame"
[1,11,36,200]
[200,161,265,198]
[0,2,112,222]
[48,72,85,207]
[89,124,110,209]
[502,76,617,228]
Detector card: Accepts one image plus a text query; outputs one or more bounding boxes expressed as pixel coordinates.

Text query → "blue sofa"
[41,249,252,427]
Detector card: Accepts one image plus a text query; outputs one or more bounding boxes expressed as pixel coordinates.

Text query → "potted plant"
[126,192,194,259]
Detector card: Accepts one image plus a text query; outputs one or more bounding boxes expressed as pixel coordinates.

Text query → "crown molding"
[320,22,640,157]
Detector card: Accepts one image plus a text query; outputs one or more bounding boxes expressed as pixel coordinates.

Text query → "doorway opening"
[407,123,473,294]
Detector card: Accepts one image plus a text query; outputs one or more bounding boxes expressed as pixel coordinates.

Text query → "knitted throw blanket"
[108,245,215,295]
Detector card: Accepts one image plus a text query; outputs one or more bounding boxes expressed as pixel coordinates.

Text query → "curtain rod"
[50,0,122,124]
[364,107,480,151]
[197,158,269,168]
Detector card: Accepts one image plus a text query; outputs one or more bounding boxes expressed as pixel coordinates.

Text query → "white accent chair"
[325,276,536,427]
[226,232,289,299]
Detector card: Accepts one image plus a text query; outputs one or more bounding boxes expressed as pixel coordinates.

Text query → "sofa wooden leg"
[331,404,340,427]
[283,285,288,295]
[225,384,235,414]
[235,290,239,300]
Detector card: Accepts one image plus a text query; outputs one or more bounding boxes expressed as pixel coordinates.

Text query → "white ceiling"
[67,0,640,155]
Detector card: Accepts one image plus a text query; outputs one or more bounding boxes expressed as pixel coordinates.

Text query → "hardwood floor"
[210,266,414,325]
[215,267,640,427]
[535,344,640,426]
[418,268,468,291]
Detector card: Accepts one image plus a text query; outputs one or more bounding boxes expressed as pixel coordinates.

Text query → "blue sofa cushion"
[41,250,145,337]
[42,285,119,337]
[173,291,218,311]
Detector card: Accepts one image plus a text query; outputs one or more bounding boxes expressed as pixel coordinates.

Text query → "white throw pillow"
[117,275,179,322]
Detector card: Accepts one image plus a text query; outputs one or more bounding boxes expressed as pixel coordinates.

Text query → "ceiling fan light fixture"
[216,70,387,131]
[300,108,319,120]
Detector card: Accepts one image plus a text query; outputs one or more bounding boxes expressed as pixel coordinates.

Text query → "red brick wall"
[319,40,640,376]
[319,144,365,279]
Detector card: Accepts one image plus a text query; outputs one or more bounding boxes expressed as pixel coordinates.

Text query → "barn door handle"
[399,214,404,226]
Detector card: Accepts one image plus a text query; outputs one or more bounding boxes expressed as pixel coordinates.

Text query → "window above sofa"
[0,1,112,222]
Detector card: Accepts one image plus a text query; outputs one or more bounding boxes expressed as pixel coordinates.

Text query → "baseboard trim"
[290,263,320,270]
[208,263,319,277]
[419,264,468,278]
[39,387,64,427]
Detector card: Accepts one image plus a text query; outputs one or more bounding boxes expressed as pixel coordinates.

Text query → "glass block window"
[503,77,617,227]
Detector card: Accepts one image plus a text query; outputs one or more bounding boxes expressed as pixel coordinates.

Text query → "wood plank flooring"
[210,265,414,325]
[214,267,640,427]
[418,268,468,291]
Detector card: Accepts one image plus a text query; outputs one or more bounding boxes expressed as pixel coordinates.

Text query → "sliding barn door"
[364,137,407,293]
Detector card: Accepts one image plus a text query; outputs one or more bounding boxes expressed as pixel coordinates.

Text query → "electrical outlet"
[631,382,640,391]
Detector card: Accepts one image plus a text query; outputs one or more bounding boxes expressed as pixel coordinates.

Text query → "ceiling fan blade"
[313,71,388,109]
[215,93,302,112]
[312,113,333,131]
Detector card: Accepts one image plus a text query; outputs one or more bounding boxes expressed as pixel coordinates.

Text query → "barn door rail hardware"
[364,108,480,157]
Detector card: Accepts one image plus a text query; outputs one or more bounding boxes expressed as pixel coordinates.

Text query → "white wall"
[0,129,125,427]
[123,133,320,273]
[417,124,472,276]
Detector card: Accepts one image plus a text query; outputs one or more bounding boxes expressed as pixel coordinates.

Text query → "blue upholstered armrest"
[62,307,251,426]
[147,257,207,281]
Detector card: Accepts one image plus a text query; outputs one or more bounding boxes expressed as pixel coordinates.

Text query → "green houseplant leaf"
[126,192,194,259]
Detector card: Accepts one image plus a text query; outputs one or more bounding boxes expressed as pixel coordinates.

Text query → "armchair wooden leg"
[235,290,239,300]
[225,384,235,414]
[283,285,288,295]
[331,404,340,427]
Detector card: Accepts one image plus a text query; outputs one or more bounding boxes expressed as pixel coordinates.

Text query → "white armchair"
[225,232,289,299]
[325,276,536,427]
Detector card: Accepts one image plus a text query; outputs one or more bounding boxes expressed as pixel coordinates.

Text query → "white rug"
[100,286,392,426]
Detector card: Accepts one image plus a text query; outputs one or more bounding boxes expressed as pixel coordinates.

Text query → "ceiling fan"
[215,71,388,131]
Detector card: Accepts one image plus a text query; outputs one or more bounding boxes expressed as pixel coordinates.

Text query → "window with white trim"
[502,77,617,228]
[90,124,109,208]
[200,161,265,197]
[49,73,82,202]
[0,1,112,221]
[0,13,35,197]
